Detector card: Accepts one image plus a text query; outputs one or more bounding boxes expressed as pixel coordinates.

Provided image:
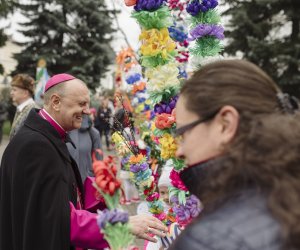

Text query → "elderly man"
[9,74,37,140]
[0,74,167,250]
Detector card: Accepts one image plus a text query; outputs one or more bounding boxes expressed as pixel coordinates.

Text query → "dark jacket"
[0,109,83,250]
[170,190,282,250]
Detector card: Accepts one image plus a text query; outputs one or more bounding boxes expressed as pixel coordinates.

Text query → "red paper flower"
[93,156,121,196]
[170,169,188,191]
[155,113,176,130]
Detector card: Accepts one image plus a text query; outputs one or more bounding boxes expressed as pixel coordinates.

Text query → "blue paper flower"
[134,0,167,11]
[186,0,218,16]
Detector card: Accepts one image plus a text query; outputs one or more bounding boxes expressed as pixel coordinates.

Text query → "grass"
[3,120,11,136]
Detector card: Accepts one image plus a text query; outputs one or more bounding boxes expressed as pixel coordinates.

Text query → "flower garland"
[186,0,224,58]
[92,152,134,249]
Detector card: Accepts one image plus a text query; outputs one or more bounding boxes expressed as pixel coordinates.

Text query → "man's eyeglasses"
[174,111,218,137]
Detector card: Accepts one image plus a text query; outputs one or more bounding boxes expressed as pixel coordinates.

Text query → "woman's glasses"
[174,110,219,137]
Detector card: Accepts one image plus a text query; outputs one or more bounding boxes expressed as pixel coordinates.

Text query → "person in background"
[9,74,37,140]
[170,60,300,250]
[67,114,102,183]
[137,161,174,250]
[95,97,112,150]
[0,73,168,250]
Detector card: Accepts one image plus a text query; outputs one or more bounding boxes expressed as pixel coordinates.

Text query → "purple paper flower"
[187,0,218,16]
[134,0,167,11]
[130,162,148,173]
[97,209,129,229]
[188,24,224,41]
[171,195,202,225]
[154,97,178,115]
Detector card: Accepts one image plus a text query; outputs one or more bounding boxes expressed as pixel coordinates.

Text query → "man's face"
[57,80,90,131]
[10,86,29,105]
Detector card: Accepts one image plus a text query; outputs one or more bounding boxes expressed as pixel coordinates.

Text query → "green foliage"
[222,0,300,96]
[3,120,11,136]
[12,0,116,91]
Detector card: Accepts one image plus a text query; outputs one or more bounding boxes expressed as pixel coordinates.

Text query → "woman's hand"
[129,214,168,242]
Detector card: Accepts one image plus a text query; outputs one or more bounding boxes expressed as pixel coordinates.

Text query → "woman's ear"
[216,105,239,145]
[50,94,61,111]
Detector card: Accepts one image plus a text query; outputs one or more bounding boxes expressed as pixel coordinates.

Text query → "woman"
[170,60,300,250]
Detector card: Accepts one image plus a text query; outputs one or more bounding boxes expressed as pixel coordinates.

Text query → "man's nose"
[83,105,91,114]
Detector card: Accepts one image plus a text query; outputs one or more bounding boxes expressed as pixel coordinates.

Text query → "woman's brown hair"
[181,59,300,249]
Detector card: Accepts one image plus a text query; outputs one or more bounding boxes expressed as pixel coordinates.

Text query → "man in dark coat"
[0,74,167,250]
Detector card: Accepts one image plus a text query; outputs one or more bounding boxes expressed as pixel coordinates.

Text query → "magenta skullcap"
[44,73,76,93]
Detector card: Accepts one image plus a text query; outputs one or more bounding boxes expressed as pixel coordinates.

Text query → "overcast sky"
[0,0,141,53]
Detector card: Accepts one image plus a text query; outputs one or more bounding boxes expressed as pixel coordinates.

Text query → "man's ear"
[215,105,239,145]
[50,94,61,111]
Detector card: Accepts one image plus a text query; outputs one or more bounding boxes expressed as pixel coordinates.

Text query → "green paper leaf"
[102,222,134,250]
[189,9,221,27]
[189,37,223,57]
[132,6,173,29]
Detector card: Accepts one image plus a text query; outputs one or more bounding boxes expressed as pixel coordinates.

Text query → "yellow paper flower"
[159,134,177,159]
[111,132,124,144]
[139,28,176,59]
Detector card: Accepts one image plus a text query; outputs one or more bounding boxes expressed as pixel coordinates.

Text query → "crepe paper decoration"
[168,26,188,43]
[170,169,188,192]
[159,134,177,159]
[188,23,224,41]
[134,0,167,12]
[139,28,176,67]
[145,62,180,93]
[189,36,223,57]
[154,96,178,115]
[97,209,134,250]
[132,6,173,30]
[126,73,142,84]
[186,0,218,16]
[149,86,181,105]
[132,82,146,94]
[170,194,202,227]
[155,113,176,130]
[188,9,221,27]
[124,0,137,7]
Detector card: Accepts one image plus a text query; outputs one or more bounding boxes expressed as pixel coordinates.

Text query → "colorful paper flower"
[159,134,177,159]
[145,62,180,93]
[186,0,218,16]
[93,157,121,196]
[170,169,188,191]
[171,195,202,226]
[97,209,129,228]
[139,28,176,59]
[134,0,167,11]
[188,24,224,41]
[155,113,176,130]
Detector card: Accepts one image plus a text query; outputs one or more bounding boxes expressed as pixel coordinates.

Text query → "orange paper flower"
[129,154,144,164]
[155,113,176,130]
[124,0,136,6]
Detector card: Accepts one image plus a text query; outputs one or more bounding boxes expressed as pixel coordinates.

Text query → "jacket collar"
[24,109,72,163]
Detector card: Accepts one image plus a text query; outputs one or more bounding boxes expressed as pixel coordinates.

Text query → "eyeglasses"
[174,111,219,137]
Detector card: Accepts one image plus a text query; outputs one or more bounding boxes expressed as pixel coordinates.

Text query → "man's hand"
[129,214,168,242]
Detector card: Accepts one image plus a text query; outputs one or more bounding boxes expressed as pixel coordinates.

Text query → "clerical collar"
[38,109,67,140]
